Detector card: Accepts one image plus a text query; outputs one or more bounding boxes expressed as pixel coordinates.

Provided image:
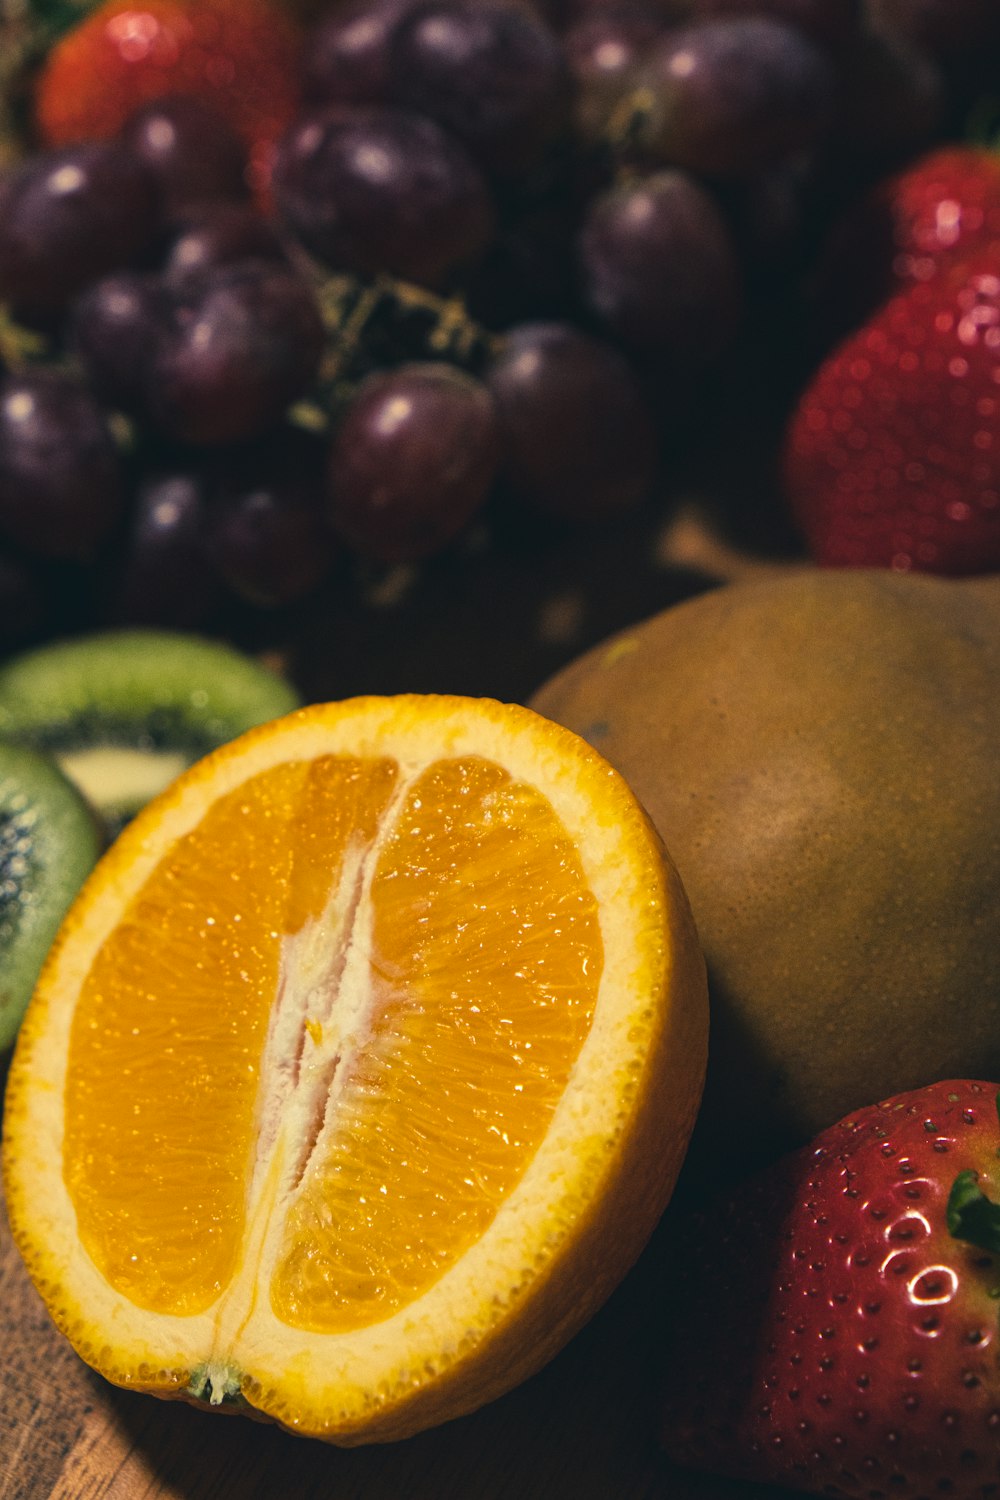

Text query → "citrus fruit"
[2,694,707,1444]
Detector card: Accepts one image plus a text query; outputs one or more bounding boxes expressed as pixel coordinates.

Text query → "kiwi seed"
[0,743,102,1051]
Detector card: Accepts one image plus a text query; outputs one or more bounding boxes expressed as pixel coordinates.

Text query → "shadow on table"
[102,1204,784,1500]
[288,497,729,709]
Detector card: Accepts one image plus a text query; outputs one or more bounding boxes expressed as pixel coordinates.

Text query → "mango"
[531,570,1000,1176]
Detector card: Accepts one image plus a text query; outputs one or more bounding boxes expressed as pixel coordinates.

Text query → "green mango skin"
[531,570,1000,1180]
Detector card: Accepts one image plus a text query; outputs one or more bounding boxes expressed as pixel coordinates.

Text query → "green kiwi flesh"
[0,744,101,1051]
[0,631,301,838]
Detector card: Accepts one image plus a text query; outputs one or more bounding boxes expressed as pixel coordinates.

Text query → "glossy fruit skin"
[785,253,1000,575]
[529,570,1000,1175]
[661,1079,1000,1499]
[486,322,658,519]
[303,0,426,107]
[118,94,249,215]
[272,106,495,286]
[162,204,288,293]
[635,17,837,177]
[0,371,125,561]
[327,363,500,562]
[150,260,324,446]
[812,144,1000,347]
[109,472,223,627]
[578,169,742,360]
[826,146,1000,334]
[71,272,174,413]
[563,6,673,141]
[881,148,1000,278]
[0,143,160,325]
[389,0,572,177]
[33,0,302,189]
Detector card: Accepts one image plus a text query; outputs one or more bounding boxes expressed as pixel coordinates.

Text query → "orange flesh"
[63,754,602,1329]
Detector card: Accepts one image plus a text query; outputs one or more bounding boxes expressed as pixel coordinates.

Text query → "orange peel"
[3,695,707,1443]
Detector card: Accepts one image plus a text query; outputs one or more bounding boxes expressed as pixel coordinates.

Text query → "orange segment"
[64,759,308,1316]
[283,754,399,936]
[63,752,402,1317]
[272,756,602,1333]
[3,695,709,1445]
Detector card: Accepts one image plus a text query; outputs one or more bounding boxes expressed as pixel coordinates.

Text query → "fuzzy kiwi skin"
[531,571,1000,1179]
[0,745,101,1052]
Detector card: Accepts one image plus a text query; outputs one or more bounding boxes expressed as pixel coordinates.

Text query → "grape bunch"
[0,0,994,652]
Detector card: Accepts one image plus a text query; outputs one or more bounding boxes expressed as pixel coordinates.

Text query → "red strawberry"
[881,146,1000,285]
[33,0,302,192]
[661,1079,1000,1499]
[784,249,1000,573]
[814,145,1000,344]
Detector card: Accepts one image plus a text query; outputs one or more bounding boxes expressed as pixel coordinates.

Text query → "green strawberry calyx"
[947,1170,1000,1254]
[946,1095,1000,1256]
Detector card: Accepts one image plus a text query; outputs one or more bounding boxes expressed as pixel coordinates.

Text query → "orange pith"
[63,751,601,1332]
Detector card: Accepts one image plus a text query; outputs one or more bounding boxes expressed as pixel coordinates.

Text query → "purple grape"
[273,106,495,286]
[303,0,426,105]
[579,170,742,359]
[564,5,674,140]
[0,371,125,560]
[163,204,288,294]
[485,322,658,519]
[692,0,860,51]
[327,363,500,562]
[388,1,573,177]
[109,472,223,627]
[209,433,337,607]
[634,17,837,176]
[71,272,174,413]
[0,143,160,325]
[119,95,249,215]
[149,261,325,446]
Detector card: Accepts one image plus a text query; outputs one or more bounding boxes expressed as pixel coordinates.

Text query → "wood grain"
[0,1040,788,1500]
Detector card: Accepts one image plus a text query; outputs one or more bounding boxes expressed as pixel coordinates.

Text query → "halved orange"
[3,695,707,1444]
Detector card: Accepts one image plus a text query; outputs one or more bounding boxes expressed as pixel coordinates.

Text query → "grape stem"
[604,86,658,166]
[290,267,501,434]
[0,305,50,369]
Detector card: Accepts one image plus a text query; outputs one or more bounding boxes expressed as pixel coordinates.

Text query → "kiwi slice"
[0,630,301,838]
[0,744,101,1051]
